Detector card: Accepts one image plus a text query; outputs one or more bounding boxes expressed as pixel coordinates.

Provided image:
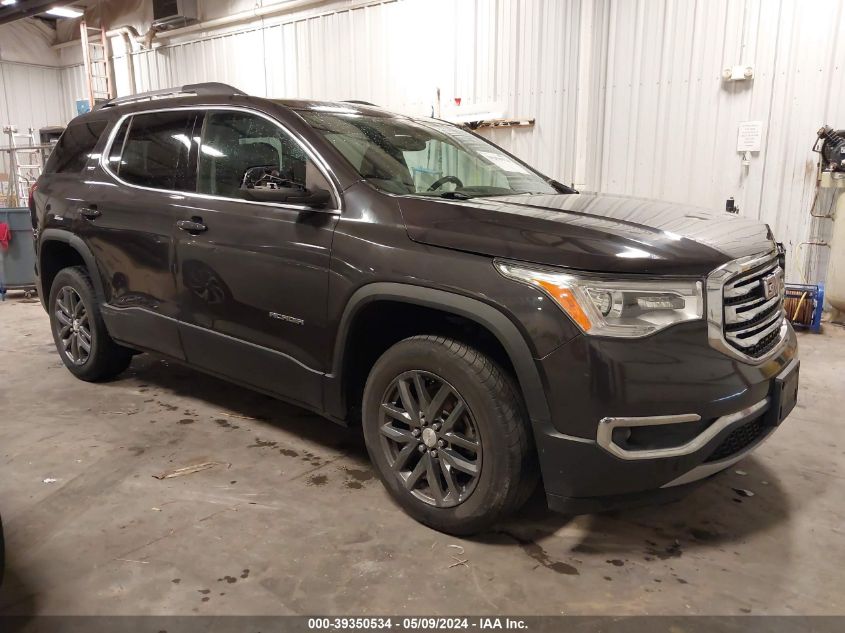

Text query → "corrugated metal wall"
[588,0,845,283]
[0,61,67,200]
[58,63,88,122]
[45,0,845,282]
[95,0,587,186]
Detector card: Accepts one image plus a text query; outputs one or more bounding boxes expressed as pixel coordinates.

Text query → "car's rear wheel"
[49,266,133,381]
[362,335,537,535]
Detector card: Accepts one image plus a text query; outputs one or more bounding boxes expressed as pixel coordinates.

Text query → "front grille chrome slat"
[725,294,782,323]
[725,309,785,347]
[730,293,769,311]
[724,283,757,300]
[725,261,779,292]
[708,251,787,362]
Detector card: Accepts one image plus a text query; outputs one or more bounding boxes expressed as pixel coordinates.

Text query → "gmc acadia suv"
[32,83,799,535]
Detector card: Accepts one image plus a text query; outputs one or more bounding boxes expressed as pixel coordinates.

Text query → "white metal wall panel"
[58,63,88,121]
[98,0,584,185]
[0,61,67,193]
[0,63,66,131]
[39,0,845,283]
[591,0,845,283]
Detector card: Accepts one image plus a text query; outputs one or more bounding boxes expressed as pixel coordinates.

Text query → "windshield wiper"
[438,191,473,200]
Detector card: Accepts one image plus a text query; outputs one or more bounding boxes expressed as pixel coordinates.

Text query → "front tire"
[49,266,133,382]
[362,336,537,535]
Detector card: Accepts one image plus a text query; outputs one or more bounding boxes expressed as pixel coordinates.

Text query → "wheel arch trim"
[326,282,551,425]
[38,229,106,305]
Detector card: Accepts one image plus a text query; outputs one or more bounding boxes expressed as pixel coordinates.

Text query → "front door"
[80,109,202,359]
[174,108,339,408]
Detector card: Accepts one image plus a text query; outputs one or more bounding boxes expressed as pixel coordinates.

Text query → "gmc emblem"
[761,271,783,300]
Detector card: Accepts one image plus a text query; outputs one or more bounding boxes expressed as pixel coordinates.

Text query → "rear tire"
[49,266,133,382]
[362,335,537,535]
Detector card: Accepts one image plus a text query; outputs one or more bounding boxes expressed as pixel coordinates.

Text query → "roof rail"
[94,82,246,110]
[343,100,378,106]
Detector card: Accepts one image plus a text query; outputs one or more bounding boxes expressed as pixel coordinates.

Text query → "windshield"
[296,108,557,198]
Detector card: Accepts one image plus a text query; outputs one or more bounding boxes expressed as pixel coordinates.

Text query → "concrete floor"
[0,292,843,616]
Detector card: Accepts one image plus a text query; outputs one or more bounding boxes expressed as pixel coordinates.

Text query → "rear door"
[36,116,110,261]
[80,109,202,359]
[173,108,340,408]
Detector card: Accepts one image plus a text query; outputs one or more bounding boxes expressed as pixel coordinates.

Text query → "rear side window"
[44,120,108,174]
[113,111,200,191]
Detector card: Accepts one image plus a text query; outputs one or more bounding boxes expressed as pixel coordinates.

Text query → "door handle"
[177,218,208,234]
[78,206,101,220]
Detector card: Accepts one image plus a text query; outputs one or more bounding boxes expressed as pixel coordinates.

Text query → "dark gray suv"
[32,83,799,534]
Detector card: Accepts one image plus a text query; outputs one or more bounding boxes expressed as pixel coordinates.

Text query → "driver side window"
[197,110,333,203]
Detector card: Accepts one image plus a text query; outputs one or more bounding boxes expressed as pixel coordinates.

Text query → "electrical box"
[152,0,198,29]
[722,65,754,81]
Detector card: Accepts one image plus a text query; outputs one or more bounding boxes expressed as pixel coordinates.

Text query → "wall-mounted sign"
[737,121,763,152]
[75,99,91,115]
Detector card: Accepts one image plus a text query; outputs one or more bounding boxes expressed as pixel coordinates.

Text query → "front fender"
[324,282,551,426]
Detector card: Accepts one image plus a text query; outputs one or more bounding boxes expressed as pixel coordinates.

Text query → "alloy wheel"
[54,286,91,365]
[378,370,482,507]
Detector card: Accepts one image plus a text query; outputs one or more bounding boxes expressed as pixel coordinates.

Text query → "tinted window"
[298,110,556,197]
[116,111,200,191]
[198,110,333,202]
[44,120,108,174]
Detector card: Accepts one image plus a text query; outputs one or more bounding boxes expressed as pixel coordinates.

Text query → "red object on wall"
[0,222,10,251]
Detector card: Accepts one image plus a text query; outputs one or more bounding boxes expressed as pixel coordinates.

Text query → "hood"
[398,192,776,276]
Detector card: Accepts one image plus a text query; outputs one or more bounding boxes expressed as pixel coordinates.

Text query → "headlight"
[495,261,703,338]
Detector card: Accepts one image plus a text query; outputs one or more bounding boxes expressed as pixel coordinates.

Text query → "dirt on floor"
[0,292,843,615]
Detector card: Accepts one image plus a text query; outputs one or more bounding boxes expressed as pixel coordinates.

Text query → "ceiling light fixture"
[46,6,83,18]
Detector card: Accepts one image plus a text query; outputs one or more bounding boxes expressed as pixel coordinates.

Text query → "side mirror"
[240,166,332,209]
[241,185,332,209]
[300,187,332,208]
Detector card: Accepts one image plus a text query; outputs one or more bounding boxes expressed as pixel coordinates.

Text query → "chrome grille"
[706,251,788,363]
[721,255,785,359]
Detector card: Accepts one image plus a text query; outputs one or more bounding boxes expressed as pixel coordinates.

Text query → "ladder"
[80,20,114,108]
[2,126,42,207]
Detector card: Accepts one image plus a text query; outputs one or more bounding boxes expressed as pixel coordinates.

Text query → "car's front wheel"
[362,335,537,535]
[49,266,133,381]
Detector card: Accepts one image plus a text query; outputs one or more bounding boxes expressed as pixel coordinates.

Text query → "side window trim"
[112,116,133,178]
[183,111,204,193]
[99,105,341,213]
[195,112,210,194]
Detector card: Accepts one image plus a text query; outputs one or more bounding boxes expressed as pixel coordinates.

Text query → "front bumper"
[533,320,798,512]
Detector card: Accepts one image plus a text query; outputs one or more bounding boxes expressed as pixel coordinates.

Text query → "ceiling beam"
[0,1,78,27]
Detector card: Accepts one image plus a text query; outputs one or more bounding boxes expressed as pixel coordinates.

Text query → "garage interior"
[0,301,843,616]
[1,0,845,622]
